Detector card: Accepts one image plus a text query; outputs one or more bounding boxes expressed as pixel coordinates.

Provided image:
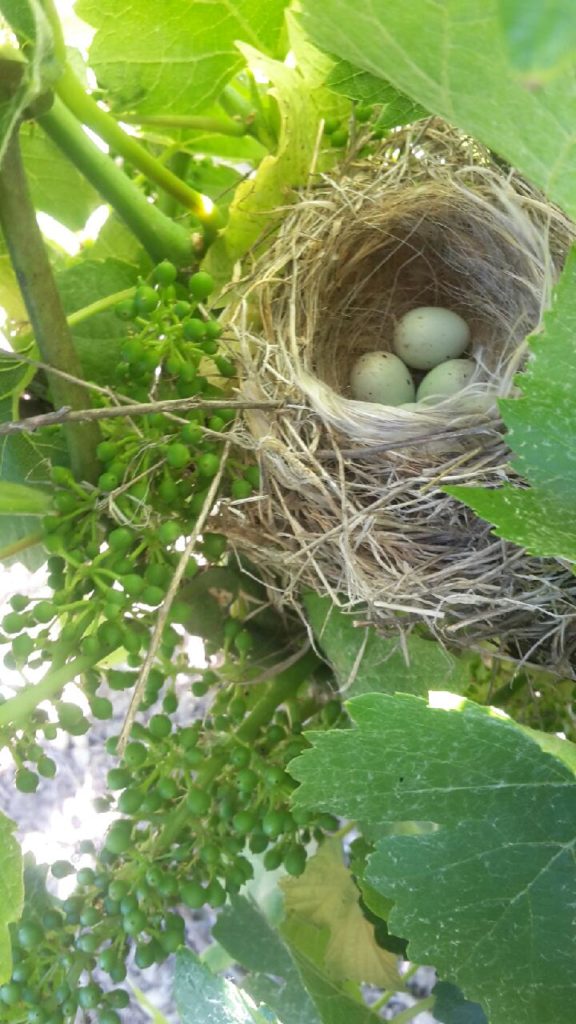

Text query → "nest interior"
[226,123,576,675]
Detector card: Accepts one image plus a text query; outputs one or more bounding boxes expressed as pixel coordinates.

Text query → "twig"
[0,397,284,436]
[117,440,232,754]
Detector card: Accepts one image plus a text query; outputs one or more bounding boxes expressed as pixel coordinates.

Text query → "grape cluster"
[0,259,346,1020]
[2,670,342,1022]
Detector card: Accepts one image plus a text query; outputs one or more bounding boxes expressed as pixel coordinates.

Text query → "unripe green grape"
[152,260,177,286]
[123,741,147,769]
[98,471,119,492]
[105,822,132,854]
[236,767,258,792]
[106,988,130,1010]
[186,786,210,815]
[51,859,74,879]
[249,831,269,854]
[232,810,258,834]
[42,909,63,931]
[157,777,178,801]
[330,127,349,147]
[16,768,39,793]
[76,866,95,887]
[261,810,285,838]
[181,880,205,908]
[110,960,127,983]
[134,284,159,316]
[76,931,99,953]
[141,790,162,814]
[3,611,26,633]
[205,878,226,907]
[204,319,222,340]
[316,812,340,832]
[135,939,161,969]
[107,768,131,790]
[162,691,178,714]
[188,271,214,301]
[149,714,171,739]
[202,532,227,559]
[122,908,146,936]
[199,842,220,865]
[96,440,117,462]
[53,490,79,514]
[158,520,181,544]
[115,298,136,321]
[99,1011,121,1024]
[12,633,34,661]
[196,452,221,478]
[78,983,101,1009]
[1,981,22,1005]
[231,478,252,500]
[17,922,43,948]
[80,906,100,927]
[166,442,190,469]
[283,844,307,877]
[183,317,207,341]
[174,300,191,318]
[108,526,134,551]
[90,696,114,720]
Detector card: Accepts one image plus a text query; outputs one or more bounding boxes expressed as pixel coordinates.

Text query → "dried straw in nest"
[224,121,576,675]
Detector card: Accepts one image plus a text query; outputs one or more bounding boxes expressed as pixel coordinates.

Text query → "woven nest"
[224,121,576,675]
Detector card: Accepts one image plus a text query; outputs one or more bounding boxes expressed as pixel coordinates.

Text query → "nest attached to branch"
[224,121,576,674]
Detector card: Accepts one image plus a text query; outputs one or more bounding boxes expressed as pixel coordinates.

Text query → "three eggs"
[350,307,476,407]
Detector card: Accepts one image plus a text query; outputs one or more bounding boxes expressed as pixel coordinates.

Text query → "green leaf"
[75,0,289,116]
[214,895,383,1024]
[498,0,576,76]
[0,811,24,984]
[174,948,277,1024]
[280,839,400,988]
[304,593,467,697]
[299,0,576,222]
[0,480,52,515]
[290,692,576,1024]
[204,45,319,283]
[0,396,64,569]
[433,982,488,1024]
[55,257,140,385]
[326,59,426,127]
[447,247,576,560]
[0,1,58,163]
[20,123,100,231]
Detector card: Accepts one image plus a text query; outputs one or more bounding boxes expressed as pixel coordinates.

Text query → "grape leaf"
[326,59,426,128]
[433,982,488,1024]
[0,0,57,164]
[55,257,140,385]
[204,44,318,283]
[446,247,576,560]
[498,0,576,77]
[280,839,400,988]
[0,811,23,984]
[174,947,277,1024]
[214,895,384,1024]
[304,593,467,697]
[290,692,576,1024]
[299,0,576,222]
[75,0,289,116]
[0,481,52,515]
[20,123,100,231]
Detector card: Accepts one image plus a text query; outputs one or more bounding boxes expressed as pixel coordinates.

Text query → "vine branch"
[0,129,100,482]
[0,396,283,436]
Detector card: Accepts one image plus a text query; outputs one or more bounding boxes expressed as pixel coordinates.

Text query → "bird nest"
[223,121,576,675]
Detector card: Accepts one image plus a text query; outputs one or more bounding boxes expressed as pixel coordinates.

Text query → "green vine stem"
[0,130,100,483]
[0,652,104,732]
[55,65,224,240]
[122,113,248,136]
[39,97,197,265]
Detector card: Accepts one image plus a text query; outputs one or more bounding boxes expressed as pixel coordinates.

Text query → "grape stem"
[0,131,101,483]
[116,439,234,754]
[122,113,248,136]
[0,653,106,732]
[39,97,197,266]
[55,65,224,241]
